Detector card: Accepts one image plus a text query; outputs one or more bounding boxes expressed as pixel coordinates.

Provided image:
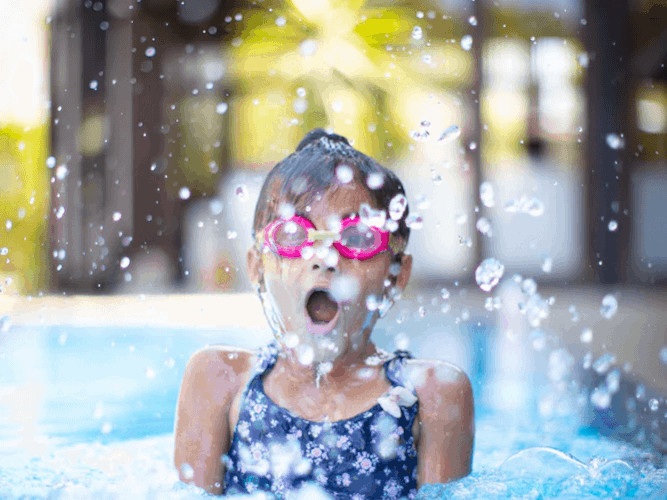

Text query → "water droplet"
[649,398,659,411]
[406,213,423,229]
[479,181,494,207]
[608,220,618,232]
[461,35,473,51]
[660,347,667,365]
[101,422,113,434]
[580,327,593,343]
[55,206,65,220]
[440,288,450,300]
[275,16,286,26]
[227,230,238,240]
[300,39,318,57]
[100,21,109,30]
[216,102,228,114]
[476,217,492,236]
[388,194,407,221]
[112,211,122,222]
[89,80,98,91]
[475,258,505,292]
[145,46,156,58]
[468,141,477,151]
[335,165,354,184]
[46,156,56,168]
[593,353,616,374]
[180,463,195,480]
[530,329,546,351]
[209,199,223,215]
[293,98,308,114]
[124,272,132,282]
[600,294,618,320]
[455,213,468,225]
[438,125,461,143]
[120,256,130,269]
[359,204,386,229]
[55,164,69,180]
[468,16,478,26]
[0,316,11,333]
[411,26,423,40]
[178,186,191,200]
[235,185,249,201]
[366,172,384,190]
[577,52,589,68]
[542,257,553,273]
[606,133,625,150]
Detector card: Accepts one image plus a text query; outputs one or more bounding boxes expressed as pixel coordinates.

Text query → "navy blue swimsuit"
[223,344,419,499]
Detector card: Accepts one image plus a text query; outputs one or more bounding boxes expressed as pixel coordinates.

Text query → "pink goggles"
[263,215,392,261]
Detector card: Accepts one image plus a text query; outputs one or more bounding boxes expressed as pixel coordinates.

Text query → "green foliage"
[0,124,51,293]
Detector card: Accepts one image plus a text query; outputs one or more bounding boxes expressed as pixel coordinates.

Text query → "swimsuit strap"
[383,349,415,392]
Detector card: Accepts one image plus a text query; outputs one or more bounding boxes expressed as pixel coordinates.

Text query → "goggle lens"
[340,225,378,251]
[273,220,308,248]
[264,216,390,260]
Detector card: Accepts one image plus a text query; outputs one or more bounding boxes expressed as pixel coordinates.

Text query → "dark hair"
[252,129,410,257]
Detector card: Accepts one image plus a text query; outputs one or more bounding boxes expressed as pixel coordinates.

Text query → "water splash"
[475,258,505,292]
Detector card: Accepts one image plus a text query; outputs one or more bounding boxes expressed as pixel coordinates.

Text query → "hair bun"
[296,128,350,152]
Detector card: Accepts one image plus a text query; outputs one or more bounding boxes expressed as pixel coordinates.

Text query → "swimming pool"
[1,294,666,500]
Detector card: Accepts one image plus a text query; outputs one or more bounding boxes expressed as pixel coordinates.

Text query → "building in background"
[8,0,663,294]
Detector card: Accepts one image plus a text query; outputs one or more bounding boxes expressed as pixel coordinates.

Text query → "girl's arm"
[174,347,252,495]
[413,360,475,486]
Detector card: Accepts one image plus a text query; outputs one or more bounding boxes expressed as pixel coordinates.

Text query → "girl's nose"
[310,245,339,273]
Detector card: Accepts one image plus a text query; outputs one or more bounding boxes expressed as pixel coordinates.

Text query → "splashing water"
[476,217,492,237]
[178,187,191,200]
[479,181,494,208]
[359,204,386,228]
[475,258,505,292]
[605,133,625,150]
[235,185,249,201]
[335,165,354,184]
[504,195,545,217]
[600,294,618,320]
[216,102,228,114]
[388,194,407,221]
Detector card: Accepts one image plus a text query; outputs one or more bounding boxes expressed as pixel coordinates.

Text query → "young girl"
[174,129,474,498]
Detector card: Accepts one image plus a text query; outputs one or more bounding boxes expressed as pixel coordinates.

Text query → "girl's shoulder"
[402,357,473,407]
[183,345,258,396]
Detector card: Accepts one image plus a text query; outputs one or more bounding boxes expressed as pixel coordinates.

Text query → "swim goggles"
[263,215,393,261]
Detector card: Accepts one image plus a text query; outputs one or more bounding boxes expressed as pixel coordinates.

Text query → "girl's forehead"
[293,183,376,219]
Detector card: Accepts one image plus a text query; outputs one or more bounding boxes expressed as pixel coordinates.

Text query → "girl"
[174,129,474,498]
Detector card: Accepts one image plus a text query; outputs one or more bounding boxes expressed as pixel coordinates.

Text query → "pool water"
[1,324,666,499]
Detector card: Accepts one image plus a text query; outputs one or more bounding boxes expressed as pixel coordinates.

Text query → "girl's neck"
[272,340,380,392]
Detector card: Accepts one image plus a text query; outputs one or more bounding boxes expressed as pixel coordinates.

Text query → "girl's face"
[247,180,411,367]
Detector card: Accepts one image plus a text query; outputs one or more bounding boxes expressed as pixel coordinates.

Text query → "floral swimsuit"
[223,343,419,499]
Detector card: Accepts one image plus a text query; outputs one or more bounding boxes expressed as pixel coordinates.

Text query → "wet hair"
[252,128,410,257]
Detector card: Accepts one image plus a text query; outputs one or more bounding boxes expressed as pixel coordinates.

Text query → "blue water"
[1,324,666,499]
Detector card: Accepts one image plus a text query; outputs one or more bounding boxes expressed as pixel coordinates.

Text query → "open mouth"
[306,289,340,329]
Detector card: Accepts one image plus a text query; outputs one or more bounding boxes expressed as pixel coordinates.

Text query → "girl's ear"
[247,246,263,289]
[394,253,412,292]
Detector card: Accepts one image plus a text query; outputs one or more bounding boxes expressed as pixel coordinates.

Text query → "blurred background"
[2,0,665,293]
[2,0,667,450]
